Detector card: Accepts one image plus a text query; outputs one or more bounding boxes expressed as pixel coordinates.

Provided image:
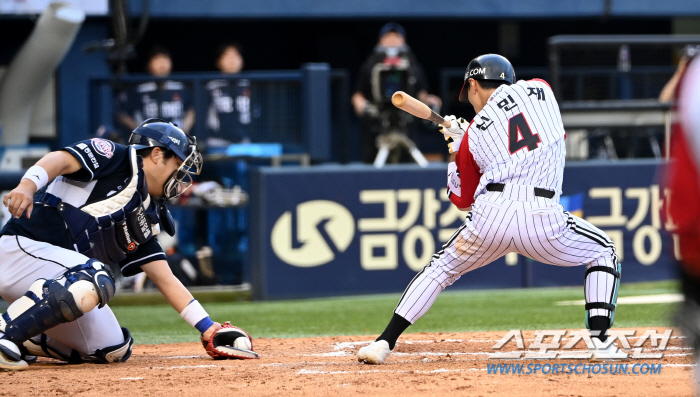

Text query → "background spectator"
[204,43,260,152]
[352,23,441,164]
[115,45,196,139]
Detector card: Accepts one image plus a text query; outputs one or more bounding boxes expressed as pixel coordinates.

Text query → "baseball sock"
[589,316,609,343]
[377,313,411,350]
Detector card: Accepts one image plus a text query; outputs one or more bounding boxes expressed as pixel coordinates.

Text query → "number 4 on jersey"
[508,113,541,154]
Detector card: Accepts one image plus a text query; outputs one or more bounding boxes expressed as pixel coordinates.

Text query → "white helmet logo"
[168,136,181,145]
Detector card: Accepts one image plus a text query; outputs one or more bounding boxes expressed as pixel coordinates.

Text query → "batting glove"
[439,115,468,153]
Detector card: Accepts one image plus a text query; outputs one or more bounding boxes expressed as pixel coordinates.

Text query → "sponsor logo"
[466,67,485,79]
[136,207,151,239]
[91,138,115,158]
[76,142,99,169]
[121,223,134,250]
[271,200,355,267]
[168,136,181,145]
[269,191,465,271]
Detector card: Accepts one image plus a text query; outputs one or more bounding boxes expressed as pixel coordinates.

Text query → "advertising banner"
[250,160,675,300]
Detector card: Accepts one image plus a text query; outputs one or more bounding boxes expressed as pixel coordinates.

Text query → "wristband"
[22,165,49,190]
[195,317,215,334]
[180,299,212,333]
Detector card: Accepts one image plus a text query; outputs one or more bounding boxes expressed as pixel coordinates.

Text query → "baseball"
[234,336,252,350]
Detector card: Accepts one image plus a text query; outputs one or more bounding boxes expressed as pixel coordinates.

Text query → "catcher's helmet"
[459,54,516,102]
[129,118,203,199]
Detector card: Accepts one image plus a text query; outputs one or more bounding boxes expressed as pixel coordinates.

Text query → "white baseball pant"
[395,185,619,324]
[0,235,126,360]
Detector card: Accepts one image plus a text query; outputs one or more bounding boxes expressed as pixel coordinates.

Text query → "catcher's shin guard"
[21,327,132,364]
[584,260,621,340]
[22,334,84,364]
[1,259,115,346]
[92,327,133,363]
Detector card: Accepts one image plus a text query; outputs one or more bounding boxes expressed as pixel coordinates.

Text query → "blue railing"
[89,64,348,162]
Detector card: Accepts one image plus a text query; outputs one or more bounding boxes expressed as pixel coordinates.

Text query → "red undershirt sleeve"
[448,128,483,209]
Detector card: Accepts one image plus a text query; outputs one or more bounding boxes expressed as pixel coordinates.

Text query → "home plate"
[557,294,683,306]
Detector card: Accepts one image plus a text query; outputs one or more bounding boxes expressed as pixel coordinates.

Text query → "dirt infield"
[1,328,694,396]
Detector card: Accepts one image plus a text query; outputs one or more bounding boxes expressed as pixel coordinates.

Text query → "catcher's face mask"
[163,141,203,199]
[129,118,204,200]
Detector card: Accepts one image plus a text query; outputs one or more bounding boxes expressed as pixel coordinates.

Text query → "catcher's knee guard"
[1,259,115,346]
[584,261,621,337]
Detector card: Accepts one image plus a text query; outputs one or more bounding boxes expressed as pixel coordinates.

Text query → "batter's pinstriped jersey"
[469,79,565,200]
[392,77,620,330]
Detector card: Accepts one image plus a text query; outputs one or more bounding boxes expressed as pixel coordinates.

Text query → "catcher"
[0,119,257,371]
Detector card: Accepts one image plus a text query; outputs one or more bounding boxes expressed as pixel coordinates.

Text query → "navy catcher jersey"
[1,138,166,276]
[121,80,193,128]
[205,78,257,147]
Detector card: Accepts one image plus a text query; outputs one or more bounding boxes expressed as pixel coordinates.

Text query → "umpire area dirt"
[1,328,694,396]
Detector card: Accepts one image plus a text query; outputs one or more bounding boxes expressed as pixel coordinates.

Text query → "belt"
[486,183,555,199]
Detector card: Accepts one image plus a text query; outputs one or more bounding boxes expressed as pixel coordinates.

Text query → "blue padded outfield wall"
[250,159,676,300]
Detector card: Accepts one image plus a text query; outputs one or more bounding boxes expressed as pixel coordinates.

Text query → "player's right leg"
[0,236,128,370]
[359,194,516,364]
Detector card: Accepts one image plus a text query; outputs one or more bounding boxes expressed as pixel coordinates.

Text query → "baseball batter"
[0,119,257,371]
[358,54,622,364]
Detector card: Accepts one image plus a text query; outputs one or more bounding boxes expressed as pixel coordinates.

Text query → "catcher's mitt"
[201,322,259,360]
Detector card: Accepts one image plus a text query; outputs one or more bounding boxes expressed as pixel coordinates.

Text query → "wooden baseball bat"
[391,91,451,128]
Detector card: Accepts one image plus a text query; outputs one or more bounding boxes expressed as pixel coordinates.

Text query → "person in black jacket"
[352,23,441,164]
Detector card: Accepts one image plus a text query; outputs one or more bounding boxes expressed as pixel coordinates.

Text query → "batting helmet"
[459,54,516,102]
[129,118,203,199]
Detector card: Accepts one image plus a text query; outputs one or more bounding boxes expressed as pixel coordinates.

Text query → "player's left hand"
[3,180,38,219]
[439,115,468,153]
[201,321,259,360]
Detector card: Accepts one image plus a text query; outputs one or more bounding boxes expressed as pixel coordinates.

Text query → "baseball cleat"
[588,338,628,362]
[357,340,392,365]
[0,339,28,371]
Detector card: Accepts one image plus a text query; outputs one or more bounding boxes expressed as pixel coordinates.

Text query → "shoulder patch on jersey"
[492,84,508,98]
[164,81,184,90]
[91,138,115,158]
[137,82,157,93]
[206,79,227,90]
